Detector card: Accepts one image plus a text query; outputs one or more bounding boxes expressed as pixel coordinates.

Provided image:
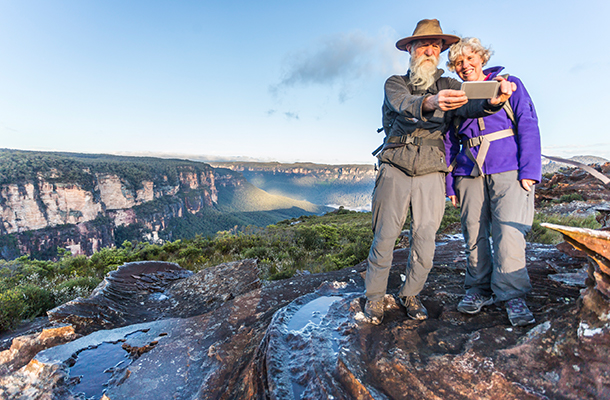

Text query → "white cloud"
[269,28,408,102]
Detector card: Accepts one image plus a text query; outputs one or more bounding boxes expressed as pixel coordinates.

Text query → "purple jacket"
[445,66,542,196]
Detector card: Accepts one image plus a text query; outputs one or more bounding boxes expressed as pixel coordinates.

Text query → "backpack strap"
[372,135,445,156]
[462,129,515,176]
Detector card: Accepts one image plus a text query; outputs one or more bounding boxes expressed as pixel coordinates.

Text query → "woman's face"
[454,47,486,81]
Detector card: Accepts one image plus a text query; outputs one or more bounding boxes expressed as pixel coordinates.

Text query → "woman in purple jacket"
[445,37,541,326]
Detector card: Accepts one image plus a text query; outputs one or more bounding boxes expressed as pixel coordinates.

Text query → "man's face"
[407,39,442,90]
[408,39,442,64]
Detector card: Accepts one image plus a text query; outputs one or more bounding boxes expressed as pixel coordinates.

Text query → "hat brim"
[396,34,460,52]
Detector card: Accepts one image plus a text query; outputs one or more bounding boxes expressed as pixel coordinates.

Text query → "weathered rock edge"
[1,236,609,399]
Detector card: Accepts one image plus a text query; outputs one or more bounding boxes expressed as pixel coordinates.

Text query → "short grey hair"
[446,37,493,72]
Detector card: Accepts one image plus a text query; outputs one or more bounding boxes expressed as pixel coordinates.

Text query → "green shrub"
[54,277,101,305]
[527,213,601,244]
[553,193,584,203]
[0,289,26,331]
[20,285,55,320]
[0,285,55,331]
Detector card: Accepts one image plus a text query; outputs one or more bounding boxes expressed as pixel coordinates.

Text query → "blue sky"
[0,0,608,164]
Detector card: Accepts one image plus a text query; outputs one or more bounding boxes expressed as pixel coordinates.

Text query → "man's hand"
[423,89,468,112]
[489,76,517,105]
[449,195,459,207]
[521,179,536,191]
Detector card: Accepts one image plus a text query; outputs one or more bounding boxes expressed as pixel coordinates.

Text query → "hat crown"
[412,19,444,37]
[395,19,460,52]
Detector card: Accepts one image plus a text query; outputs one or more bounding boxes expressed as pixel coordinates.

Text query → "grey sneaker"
[399,296,428,320]
[506,298,535,326]
[364,299,384,325]
[457,293,494,314]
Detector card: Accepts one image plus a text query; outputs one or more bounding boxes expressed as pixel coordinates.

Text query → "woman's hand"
[449,195,459,207]
[520,179,536,191]
[489,76,517,105]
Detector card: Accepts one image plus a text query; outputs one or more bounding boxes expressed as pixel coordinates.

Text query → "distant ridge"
[542,155,609,175]
[209,161,376,211]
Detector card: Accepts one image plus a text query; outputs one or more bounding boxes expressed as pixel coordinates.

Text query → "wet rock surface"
[0,235,608,399]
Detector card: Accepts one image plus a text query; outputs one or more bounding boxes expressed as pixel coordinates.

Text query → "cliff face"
[0,167,224,258]
[0,150,325,260]
[0,170,218,236]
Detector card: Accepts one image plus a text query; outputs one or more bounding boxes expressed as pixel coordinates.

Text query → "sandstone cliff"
[0,150,322,259]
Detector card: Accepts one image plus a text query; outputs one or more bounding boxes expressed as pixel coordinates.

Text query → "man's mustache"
[416,55,438,64]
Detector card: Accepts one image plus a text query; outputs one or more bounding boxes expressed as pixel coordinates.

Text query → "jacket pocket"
[413,145,448,176]
[378,144,447,176]
[378,144,417,176]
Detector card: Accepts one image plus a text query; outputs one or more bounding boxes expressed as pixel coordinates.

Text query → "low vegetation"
[0,203,601,332]
[527,213,601,244]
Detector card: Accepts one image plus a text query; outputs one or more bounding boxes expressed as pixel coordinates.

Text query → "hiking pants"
[365,163,446,302]
[454,170,534,302]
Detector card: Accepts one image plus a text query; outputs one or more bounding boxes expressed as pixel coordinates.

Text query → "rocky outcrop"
[537,162,610,204]
[1,233,607,399]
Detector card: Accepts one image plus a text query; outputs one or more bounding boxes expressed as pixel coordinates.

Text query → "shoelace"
[463,294,481,303]
[406,297,419,307]
[508,299,526,313]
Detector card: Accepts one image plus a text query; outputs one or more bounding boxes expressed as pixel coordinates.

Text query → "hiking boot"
[457,293,494,314]
[399,296,428,320]
[364,298,384,325]
[506,298,535,327]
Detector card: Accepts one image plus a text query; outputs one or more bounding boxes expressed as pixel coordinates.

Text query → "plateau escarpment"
[209,161,376,210]
[0,150,322,259]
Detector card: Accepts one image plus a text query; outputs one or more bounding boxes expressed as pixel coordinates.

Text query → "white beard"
[409,54,439,90]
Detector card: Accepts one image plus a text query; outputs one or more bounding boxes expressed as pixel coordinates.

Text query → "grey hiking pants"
[365,163,446,302]
[454,170,534,302]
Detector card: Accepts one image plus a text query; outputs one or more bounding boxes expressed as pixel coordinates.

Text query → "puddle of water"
[288,296,343,399]
[70,341,129,399]
[69,330,147,399]
[292,380,307,400]
[287,296,341,332]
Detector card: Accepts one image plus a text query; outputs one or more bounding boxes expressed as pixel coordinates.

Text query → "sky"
[0,0,608,165]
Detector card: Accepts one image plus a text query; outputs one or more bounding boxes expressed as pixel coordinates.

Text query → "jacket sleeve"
[509,76,542,183]
[383,75,427,120]
[453,98,504,120]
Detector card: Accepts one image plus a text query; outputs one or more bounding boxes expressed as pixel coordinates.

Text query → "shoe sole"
[457,297,494,315]
[509,316,536,327]
[399,297,428,320]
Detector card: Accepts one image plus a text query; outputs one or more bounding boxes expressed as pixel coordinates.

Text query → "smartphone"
[460,81,499,99]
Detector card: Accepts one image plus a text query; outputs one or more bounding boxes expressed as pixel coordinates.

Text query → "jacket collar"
[483,66,505,80]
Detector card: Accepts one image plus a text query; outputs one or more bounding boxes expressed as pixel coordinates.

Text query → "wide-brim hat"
[396,19,460,52]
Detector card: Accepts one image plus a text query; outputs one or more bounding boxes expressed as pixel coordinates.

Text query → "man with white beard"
[364,19,516,324]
